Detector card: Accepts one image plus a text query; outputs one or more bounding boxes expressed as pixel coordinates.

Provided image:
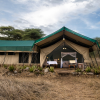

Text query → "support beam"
[93,51,98,67]
[89,53,94,67]
[96,44,100,58]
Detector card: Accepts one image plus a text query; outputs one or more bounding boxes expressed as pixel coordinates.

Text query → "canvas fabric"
[40,40,91,67]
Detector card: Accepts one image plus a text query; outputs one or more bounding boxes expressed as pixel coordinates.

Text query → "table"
[47,61,58,67]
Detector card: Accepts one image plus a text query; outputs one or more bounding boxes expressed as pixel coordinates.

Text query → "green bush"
[49,67,54,72]
[76,68,81,72]
[29,66,37,72]
[38,67,43,71]
[9,66,15,72]
[29,67,34,72]
[4,64,8,69]
[23,65,27,69]
[93,68,99,75]
[98,66,100,70]
[85,67,91,72]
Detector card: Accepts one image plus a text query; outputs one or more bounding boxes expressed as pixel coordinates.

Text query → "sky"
[0,0,100,38]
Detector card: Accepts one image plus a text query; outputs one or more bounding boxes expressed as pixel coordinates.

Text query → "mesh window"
[0,52,6,55]
[31,53,40,63]
[19,53,29,63]
[8,52,15,55]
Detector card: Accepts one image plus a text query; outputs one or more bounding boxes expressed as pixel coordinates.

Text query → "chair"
[63,61,69,68]
[78,63,84,69]
[69,60,76,69]
[43,59,49,67]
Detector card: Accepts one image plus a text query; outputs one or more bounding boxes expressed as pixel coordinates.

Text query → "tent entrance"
[46,43,83,68]
[60,52,77,68]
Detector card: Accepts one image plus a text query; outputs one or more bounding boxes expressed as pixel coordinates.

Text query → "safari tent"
[0,26,99,68]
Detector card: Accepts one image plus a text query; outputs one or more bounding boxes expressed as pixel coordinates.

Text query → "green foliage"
[0,26,45,40]
[4,64,8,69]
[85,67,91,72]
[93,68,99,75]
[29,66,37,72]
[23,65,27,69]
[49,67,54,72]
[76,68,81,72]
[29,67,34,72]
[23,28,45,40]
[9,65,15,72]
[40,72,44,75]
[38,67,43,71]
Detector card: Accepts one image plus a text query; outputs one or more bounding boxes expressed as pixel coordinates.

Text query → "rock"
[72,72,77,75]
[14,70,17,74]
[25,67,29,71]
[8,72,11,76]
[44,68,49,73]
[78,72,81,75]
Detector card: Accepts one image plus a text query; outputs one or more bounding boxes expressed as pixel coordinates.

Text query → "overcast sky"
[0,0,100,38]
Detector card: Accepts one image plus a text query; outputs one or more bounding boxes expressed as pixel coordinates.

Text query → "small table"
[47,61,58,67]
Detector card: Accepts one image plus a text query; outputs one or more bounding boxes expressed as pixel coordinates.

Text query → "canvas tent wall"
[40,40,91,67]
[0,40,40,65]
[33,26,100,67]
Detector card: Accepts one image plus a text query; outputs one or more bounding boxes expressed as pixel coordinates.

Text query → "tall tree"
[0,26,45,40]
[23,28,45,40]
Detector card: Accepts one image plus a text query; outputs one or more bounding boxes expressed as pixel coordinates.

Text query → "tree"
[94,37,100,44]
[23,28,45,40]
[0,26,45,40]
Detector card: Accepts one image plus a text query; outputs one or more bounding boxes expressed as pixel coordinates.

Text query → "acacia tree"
[0,26,45,40]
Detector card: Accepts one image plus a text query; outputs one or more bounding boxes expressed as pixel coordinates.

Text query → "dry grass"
[0,67,100,100]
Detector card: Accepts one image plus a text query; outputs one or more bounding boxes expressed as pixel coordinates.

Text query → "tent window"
[31,53,40,63]
[0,52,6,55]
[19,53,29,63]
[8,52,15,55]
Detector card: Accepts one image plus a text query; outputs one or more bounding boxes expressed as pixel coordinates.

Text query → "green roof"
[0,40,35,51]
[34,26,99,48]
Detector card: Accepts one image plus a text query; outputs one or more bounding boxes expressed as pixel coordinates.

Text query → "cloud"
[1,0,100,35]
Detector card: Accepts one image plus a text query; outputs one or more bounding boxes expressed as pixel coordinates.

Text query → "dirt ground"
[0,67,100,100]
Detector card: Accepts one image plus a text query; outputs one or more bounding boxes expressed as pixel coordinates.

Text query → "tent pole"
[89,53,94,67]
[23,53,25,66]
[96,44,100,58]
[93,51,98,67]
[3,52,6,66]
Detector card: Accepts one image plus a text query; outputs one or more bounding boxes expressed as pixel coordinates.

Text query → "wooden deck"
[55,68,75,74]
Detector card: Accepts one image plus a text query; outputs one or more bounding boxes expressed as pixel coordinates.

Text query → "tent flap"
[40,40,91,67]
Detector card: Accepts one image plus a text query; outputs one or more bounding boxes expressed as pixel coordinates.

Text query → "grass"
[85,67,91,72]
[8,65,15,72]
[76,68,81,72]
[49,67,54,72]
[0,73,100,100]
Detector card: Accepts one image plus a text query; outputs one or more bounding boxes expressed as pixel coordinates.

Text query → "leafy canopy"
[0,26,45,40]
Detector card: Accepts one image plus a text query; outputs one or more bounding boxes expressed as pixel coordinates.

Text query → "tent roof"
[0,40,35,52]
[34,26,99,49]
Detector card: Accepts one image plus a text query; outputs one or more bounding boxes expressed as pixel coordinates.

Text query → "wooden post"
[93,51,98,67]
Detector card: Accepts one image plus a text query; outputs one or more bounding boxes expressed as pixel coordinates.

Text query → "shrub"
[4,64,8,69]
[76,68,81,72]
[93,68,99,75]
[23,65,27,69]
[85,67,91,72]
[29,67,34,72]
[49,67,54,72]
[38,67,43,71]
[40,72,44,75]
[9,66,15,72]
